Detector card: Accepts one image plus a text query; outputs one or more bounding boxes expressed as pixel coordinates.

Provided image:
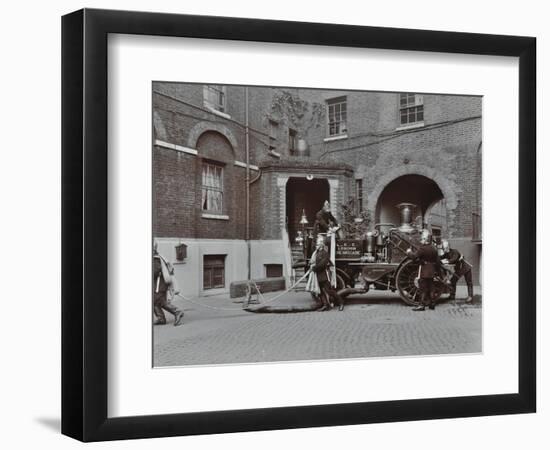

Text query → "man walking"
[406,229,440,311]
[440,239,474,303]
[153,243,184,326]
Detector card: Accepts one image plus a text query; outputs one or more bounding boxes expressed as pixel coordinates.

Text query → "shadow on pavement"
[247,292,482,313]
[35,417,60,433]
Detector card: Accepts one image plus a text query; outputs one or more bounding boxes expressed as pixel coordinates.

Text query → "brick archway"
[367,165,457,233]
[368,165,457,212]
[187,122,239,154]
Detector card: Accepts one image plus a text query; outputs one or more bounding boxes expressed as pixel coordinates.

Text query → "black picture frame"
[61,8,536,442]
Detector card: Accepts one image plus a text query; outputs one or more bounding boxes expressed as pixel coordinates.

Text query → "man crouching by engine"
[440,239,474,303]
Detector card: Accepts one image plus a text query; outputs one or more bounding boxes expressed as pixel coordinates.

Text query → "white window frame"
[398,93,424,127]
[203,85,227,113]
[326,97,348,137]
[201,161,224,214]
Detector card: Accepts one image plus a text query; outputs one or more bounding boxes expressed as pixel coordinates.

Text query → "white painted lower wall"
[155,236,480,296]
[154,238,288,297]
[448,237,482,287]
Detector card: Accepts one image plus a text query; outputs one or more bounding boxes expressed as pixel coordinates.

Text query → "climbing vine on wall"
[269,90,324,136]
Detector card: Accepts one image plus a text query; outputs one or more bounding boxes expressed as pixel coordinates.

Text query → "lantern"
[175,243,187,261]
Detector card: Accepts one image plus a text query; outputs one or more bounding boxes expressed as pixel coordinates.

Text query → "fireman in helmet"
[406,229,440,311]
[440,239,474,303]
[313,200,339,238]
[306,234,345,311]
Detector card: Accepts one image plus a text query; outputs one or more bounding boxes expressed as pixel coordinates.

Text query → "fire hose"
[175,269,312,312]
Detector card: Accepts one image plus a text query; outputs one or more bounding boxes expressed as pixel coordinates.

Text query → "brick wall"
[153,84,481,242]
[153,147,197,237]
[152,82,251,163]
[297,92,482,238]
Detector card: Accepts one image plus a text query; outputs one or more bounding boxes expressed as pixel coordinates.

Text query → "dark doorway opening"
[375,175,445,230]
[286,177,329,242]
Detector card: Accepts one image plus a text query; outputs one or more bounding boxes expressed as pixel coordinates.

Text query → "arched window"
[196,131,235,218]
[201,162,223,213]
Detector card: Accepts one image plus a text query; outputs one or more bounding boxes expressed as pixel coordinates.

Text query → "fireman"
[406,229,440,311]
[313,200,339,238]
[440,239,474,303]
[308,235,345,311]
[153,243,184,326]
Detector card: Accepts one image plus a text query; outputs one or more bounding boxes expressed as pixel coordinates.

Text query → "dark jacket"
[442,248,471,276]
[408,244,440,278]
[313,247,332,283]
[153,256,168,293]
[314,209,338,235]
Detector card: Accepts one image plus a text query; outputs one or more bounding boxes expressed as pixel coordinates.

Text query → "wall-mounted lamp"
[175,243,187,262]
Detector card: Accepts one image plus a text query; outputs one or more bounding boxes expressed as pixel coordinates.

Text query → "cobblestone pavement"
[153,287,482,367]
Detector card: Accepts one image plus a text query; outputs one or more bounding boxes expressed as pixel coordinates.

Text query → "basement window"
[203,255,226,289]
[265,264,283,278]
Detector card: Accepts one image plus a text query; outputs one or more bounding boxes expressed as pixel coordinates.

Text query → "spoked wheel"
[430,280,445,303]
[396,261,445,306]
[395,259,422,306]
[335,273,346,293]
[309,273,346,302]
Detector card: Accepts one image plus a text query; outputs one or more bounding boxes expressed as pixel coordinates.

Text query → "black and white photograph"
[1,0,544,448]
[152,83,482,367]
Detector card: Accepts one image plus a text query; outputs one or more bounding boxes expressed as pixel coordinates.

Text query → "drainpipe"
[245,87,251,280]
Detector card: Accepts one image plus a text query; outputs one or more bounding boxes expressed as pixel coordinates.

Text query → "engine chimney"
[396,203,417,233]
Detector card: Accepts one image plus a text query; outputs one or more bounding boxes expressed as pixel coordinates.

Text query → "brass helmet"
[419,229,432,244]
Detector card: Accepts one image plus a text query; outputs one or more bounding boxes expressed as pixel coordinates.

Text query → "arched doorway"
[375,174,446,235]
[286,177,329,242]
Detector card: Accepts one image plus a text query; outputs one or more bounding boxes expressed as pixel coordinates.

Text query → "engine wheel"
[308,273,346,300]
[430,281,445,303]
[335,274,346,291]
[396,260,445,305]
[395,259,422,306]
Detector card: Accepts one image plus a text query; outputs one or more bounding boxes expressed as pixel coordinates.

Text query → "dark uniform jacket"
[153,256,168,293]
[408,244,440,278]
[313,248,332,283]
[314,209,338,235]
[442,248,471,276]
